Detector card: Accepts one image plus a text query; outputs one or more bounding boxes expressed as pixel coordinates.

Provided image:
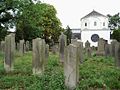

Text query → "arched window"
[103,22,105,26]
[85,23,87,27]
[94,21,97,26]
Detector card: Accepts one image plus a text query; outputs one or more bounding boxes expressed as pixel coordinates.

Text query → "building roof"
[81,10,107,20]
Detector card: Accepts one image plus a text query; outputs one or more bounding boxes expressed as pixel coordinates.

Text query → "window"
[91,34,99,42]
[94,22,97,26]
[85,23,87,26]
[103,22,105,26]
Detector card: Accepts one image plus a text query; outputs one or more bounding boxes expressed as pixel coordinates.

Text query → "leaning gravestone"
[32,38,46,75]
[96,38,106,56]
[4,34,15,72]
[59,33,67,63]
[64,44,79,90]
[19,40,24,56]
[115,42,120,67]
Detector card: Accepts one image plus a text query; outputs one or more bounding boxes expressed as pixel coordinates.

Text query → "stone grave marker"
[59,33,67,62]
[64,44,79,90]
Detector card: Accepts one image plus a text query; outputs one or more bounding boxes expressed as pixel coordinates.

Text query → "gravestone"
[1,41,5,52]
[59,33,67,62]
[71,39,78,44]
[105,44,110,57]
[96,38,106,56]
[64,44,79,90]
[73,41,84,64]
[115,42,120,67]
[85,40,90,49]
[45,44,49,61]
[19,40,24,56]
[24,44,26,53]
[32,38,46,75]
[110,40,118,57]
[4,34,15,72]
[51,44,58,54]
[86,47,92,57]
[26,41,30,51]
[85,40,92,57]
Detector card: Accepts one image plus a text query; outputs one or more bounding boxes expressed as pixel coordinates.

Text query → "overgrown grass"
[0,51,120,90]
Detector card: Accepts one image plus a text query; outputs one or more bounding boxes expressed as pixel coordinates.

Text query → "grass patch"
[0,51,120,90]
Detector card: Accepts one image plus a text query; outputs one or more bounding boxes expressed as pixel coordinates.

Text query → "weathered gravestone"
[59,33,67,62]
[105,43,110,57]
[1,41,5,52]
[85,40,90,49]
[86,47,92,57]
[85,40,92,57]
[71,39,78,44]
[45,44,49,61]
[72,41,84,64]
[51,44,59,54]
[4,34,15,72]
[96,38,106,56]
[24,44,26,53]
[19,40,24,56]
[26,41,30,52]
[115,42,120,67]
[110,40,118,57]
[32,38,46,75]
[64,44,79,90]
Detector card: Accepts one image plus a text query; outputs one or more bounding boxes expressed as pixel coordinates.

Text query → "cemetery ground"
[0,51,120,90]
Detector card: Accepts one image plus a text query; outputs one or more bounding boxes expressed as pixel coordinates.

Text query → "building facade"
[80,10,110,46]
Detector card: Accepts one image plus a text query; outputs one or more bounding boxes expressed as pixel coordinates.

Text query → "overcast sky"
[42,0,120,28]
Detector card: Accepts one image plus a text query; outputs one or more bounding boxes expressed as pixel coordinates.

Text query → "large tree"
[107,13,120,30]
[16,2,62,43]
[0,0,36,41]
[108,13,120,42]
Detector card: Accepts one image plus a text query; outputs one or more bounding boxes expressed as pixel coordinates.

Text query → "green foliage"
[78,56,120,89]
[0,52,120,89]
[112,29,120,42]
[0,52,65,90]
[108,13,120,30]
[16,3,62,43]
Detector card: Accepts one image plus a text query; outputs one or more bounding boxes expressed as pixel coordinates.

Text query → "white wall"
[81,30,110,47]
[81,16,108,30]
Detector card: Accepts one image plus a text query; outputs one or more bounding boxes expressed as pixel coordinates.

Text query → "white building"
[80,10,110,47]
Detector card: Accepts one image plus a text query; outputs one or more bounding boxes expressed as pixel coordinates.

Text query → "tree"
[16,3,62,43]
[0,0,36,41]
[107,13,120,30]
[112,29,120,42]
[64,25,72,45]
[108,13,120,42]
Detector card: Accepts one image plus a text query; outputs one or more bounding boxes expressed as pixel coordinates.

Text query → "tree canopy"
[108,13,120,30]
[16,3,62,43]
[0,0,63,43]
[108,13,120,42]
